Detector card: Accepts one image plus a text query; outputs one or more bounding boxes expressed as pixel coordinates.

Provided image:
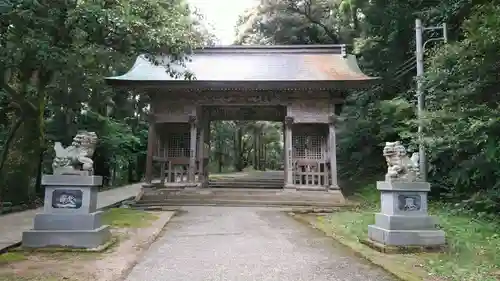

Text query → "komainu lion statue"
[52,131,98,175]
[383,141,420,182]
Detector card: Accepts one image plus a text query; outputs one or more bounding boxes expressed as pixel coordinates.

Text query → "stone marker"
[22,131,111,249]
[367,141,445,247]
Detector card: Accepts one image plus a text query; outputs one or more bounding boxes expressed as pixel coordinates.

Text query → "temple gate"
[106,45,378,201]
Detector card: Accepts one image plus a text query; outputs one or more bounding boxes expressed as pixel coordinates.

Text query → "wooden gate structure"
[106,45,378,198]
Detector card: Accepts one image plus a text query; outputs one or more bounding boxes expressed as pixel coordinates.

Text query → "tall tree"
[0,0,210,203]
[234,0,500,215]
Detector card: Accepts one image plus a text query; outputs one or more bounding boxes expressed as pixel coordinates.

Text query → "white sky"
[188,0,258,45]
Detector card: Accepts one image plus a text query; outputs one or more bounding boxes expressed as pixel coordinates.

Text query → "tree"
[234,0,500,216]
[0,0,211,204]
[209,121,283,173]
[418,3,500,213]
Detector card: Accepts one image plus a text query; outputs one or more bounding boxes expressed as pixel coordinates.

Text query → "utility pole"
[415,19,447,182]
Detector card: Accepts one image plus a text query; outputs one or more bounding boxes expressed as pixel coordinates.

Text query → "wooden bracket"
[285,116,294,126]
[188,114,197,125]
[328,114,339,125]
[147,113,156,123]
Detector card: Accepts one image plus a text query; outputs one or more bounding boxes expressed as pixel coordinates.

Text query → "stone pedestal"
[22,175,111,249]
[367,181,445,246]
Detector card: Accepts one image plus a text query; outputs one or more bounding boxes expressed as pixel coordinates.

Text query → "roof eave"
[104,78,381,91]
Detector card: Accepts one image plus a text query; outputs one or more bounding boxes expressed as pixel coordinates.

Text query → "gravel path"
[124,207,396,281]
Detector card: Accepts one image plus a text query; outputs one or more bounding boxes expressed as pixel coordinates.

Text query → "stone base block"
[360,238,446,254]
[368,225,445,246]
[294,185,327,191]
[22,225,111,249]
[377,181,430,191]
[42,175,102,186]
[33,211,104,231]
[375,213,437,230]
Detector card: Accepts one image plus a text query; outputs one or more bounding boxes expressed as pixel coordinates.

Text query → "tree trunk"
[218,152,223,173]
[0,116,24,173]
[93,146,111,186]
[127,161,135,183]
[234,126,244,172]
[253,127,258,170]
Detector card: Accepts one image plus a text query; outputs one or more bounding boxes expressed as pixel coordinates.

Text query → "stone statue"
[383,141,420,182]
[52,131,98,175]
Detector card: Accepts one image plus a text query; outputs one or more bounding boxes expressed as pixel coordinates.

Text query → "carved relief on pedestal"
[51,189,83,209]
[397,194,422,211]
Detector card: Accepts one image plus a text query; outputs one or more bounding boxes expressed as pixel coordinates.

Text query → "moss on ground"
[102,208,159,228]
[0,273,70,281]
[300,186,500,281]
[0,208,163,281]
[0,252,26,264]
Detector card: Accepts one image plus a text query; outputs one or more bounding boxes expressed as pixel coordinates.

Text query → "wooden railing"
[293,159,329,187]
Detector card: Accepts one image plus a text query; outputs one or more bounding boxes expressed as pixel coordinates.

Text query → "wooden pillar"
[160,162,166,185]
[328,115,339,189]
[197,117,206,185]
[205,120,211,182]
[188,114,197,182]
[159,137,166,185]
[144,115,156,186]
[284,116,294,189]
[158,131,167,185]
[282,121,287,183]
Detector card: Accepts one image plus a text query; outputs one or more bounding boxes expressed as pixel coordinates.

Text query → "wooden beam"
[188,114,197,182]
[284,115,294,189]
[144,114,156,186]
[328,115,340,189]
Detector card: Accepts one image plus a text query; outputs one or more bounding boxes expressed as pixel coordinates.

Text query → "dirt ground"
[0,210,175,281]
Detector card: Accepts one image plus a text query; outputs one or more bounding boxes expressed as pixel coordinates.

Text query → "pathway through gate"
[124,207,396,281]
[208,171,284,189]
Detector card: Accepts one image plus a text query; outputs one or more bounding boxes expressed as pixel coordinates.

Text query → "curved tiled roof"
[106,45,379,89]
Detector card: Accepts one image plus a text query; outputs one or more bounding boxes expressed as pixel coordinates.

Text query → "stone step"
[150,188,285,195]
[208,186,282,190]
[209,182,283,184]
[209,178,284,181]
[208,182,284,185]
[208,181,283,184]
[208,182,285,189]
[133,199,344,208]
[209,184,283,189]
[144,188,334,197]
[208,179,283,182]
[140,194,340,201]
[139,190,344,205]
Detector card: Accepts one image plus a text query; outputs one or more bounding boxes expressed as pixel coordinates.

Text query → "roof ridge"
[193,44,348,54]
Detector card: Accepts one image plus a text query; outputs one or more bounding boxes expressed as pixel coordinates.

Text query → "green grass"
[0,209,159,281]
[0,252,26,264]
[102,208,159,228]
[0,273,72,281]
[310,185,500,281]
